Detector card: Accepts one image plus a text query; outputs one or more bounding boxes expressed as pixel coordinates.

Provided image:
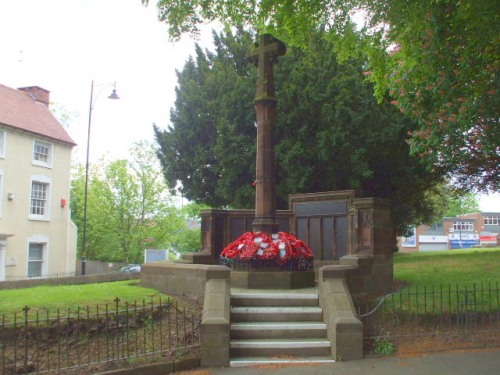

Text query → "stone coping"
[0,272,140,290]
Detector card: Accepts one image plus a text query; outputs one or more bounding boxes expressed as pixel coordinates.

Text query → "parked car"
[114,264,141,273]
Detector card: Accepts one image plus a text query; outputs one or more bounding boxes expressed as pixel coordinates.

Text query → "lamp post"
[81,81,119,276]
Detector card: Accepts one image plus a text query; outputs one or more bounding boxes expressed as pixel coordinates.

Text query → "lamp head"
[108,89,119,100]
[108,82,120,100]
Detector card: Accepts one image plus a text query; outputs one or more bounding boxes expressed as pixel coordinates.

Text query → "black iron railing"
[0,298,201,375]
[359,282,500,351]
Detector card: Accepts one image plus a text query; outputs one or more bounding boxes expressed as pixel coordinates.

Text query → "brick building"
[398,212,500,252]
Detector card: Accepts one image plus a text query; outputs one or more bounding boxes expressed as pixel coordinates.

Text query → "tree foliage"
[444,191,480,218]
[70,141,196,263]
[155,29,256,208]
[155,28,446,235]
[144,0,500,192]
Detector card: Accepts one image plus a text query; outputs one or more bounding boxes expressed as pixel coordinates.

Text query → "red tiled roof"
[0,83,76,146]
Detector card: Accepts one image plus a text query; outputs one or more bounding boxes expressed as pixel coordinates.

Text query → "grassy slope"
[0,279,170,317]
[394,247,500,287]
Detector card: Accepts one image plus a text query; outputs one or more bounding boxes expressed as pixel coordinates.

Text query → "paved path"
[179,349,500,375]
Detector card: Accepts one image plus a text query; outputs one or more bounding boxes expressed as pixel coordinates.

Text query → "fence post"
[23,306,29,374]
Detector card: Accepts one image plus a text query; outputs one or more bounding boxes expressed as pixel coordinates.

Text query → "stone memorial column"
[247,34,286,234]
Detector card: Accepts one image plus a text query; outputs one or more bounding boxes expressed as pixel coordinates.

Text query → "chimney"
[18,86,50,107]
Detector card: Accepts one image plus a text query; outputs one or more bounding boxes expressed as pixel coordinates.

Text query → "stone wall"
[0,272,139,290]
[186,191,395,300]
[141,263,229,300]
[141,263,232,367]
[200,277,231,367]
[198,209,292,263]
[345,198,394,302]
[318,265,363,361]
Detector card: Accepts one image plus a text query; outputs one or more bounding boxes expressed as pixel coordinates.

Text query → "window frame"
[29,175,51,221]
[453,221,474,231]
[26,237,49,278]
[32,139,53,168]
[483,216,499,225]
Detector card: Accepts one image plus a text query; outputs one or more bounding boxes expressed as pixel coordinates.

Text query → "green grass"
[0,280,170,317]
[2,248,498,318]
[379,248,500,314]
[394,247,500,287]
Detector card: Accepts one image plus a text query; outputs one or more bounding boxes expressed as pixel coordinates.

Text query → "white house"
[0,84,77,280]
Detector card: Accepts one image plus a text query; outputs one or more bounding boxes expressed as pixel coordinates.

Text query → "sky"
[0,0,207,162]
[0,0,499,211]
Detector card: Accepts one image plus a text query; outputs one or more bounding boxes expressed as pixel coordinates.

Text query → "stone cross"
[247,34,286,100]
[247,34,286,233]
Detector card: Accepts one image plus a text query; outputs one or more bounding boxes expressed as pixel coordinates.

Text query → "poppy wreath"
[220,231,313,270]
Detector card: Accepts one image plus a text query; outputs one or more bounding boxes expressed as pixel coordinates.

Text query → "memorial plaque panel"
[321,217,334,260]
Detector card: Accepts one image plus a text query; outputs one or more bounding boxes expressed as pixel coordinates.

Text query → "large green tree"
[154,28,445,235]
[71,141,189,263]
[144,0,500,192]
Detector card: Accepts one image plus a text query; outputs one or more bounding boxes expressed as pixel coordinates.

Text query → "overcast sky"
[0,0,498,210]
[0,0,207,163]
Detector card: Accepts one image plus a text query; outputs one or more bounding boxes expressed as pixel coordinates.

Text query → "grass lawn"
[394,247,500,288]
[0,279,170,318]
[2,248,498,317]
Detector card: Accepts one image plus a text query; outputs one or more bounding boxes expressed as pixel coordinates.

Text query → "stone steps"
[230,356,336,367]
[229,289,334,366]
[231,321,327,339]
[231,292,319,307]
[231,306,323,322]
[230,338,331,357]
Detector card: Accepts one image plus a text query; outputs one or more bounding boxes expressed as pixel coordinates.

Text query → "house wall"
[0,126,76,279]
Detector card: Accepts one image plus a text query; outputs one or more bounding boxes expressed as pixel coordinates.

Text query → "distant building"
[399,212,500,252]
[0,84,77,280]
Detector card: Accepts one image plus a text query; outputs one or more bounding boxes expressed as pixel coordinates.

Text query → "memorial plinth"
[219,231,315,288]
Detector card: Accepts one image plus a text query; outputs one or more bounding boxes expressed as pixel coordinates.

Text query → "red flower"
[220,231,313,262]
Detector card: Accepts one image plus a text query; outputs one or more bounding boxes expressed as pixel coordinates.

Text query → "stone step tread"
[230,338,331,349]
[230,356,335,367]
[231,292,319,299]
[231,293,319,307]
[231,322,327,329]
[231,306,322,313]
[231,288,319,293]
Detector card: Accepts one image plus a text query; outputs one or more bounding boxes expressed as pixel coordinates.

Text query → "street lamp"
[81,81,119,276]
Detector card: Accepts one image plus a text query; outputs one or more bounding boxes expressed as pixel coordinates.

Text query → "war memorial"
[141,34,394,367]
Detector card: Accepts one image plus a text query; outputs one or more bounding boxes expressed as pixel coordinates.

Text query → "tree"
[143,0,500,192]
[155,29,256,208]
[50,103,78,129]
[70,141,188,263]
[154,28,446,235]
[171,202,209,253]
[444,192,480,218]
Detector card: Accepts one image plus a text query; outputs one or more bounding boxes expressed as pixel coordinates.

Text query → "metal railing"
[359,282,500,351]
[0,298,201,375]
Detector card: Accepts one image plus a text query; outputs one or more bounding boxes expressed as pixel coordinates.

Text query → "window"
[27,243,44,278]
[29,175,51,220]
[484,216,499,225]
[32,140,52,167]
[453,221,473,231]
[0,130,5,158]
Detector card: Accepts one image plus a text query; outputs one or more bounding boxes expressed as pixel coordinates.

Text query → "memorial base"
[230,270,315,289]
